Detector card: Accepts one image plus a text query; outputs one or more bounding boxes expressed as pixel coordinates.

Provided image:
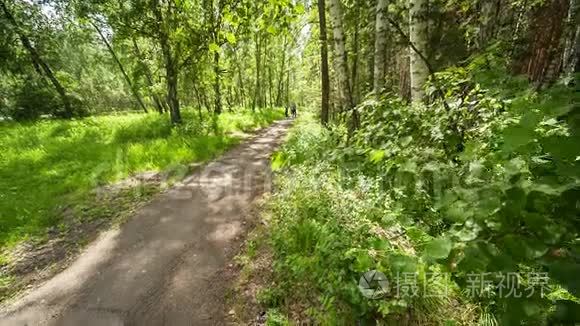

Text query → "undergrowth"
[242,53,580,325]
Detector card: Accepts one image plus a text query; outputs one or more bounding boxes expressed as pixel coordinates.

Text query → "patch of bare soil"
[0,171,165,304]
[0,159,212,305]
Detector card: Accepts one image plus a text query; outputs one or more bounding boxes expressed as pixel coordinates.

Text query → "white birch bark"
[328,0,353,109]
[409,0,429,103]
[562,0,579,83]
[373,0,389,95]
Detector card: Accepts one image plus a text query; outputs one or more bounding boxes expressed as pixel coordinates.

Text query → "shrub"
[257,63,580,324]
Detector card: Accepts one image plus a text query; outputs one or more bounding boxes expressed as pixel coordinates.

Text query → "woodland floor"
[0,119,292,326]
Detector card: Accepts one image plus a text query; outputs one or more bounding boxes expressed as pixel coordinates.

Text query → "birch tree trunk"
[351,5,360,103]
[373,0,389,96]
[562,0,580,83]
[409,0,429,103]
[328,0,353,110]
[318,0,330,125]
[478,0,498,49]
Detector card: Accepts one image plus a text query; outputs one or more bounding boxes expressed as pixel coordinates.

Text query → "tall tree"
[328,0,353,111]
[562,0,580,83]
[478,0,498,49]
[409,0,429,102]
[151,0,181,124]
[205,0,224,115]
[373,0,389,96]
[0,0,74,118]
[318,0,330,125]
[253,32,263,110]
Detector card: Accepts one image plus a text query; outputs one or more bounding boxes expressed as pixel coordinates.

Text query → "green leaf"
[225,32,236,44]
[355,251,374,271]
[457,242,490,271]
[389,254,417,274]
[505,157,528,176]
[445,200,471,222]
[423,237,452,259]
[452,221,480,242]
[369,149,385,163]
[267,25,277,35]
[294,3,305,14]
[502,125,535,152]
[271,152,286,171]
[208,42,220,53]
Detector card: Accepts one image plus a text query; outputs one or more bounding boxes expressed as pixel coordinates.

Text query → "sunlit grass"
[0,108,284,247]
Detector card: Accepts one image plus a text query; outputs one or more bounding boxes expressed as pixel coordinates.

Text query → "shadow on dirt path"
[0,119,293,326]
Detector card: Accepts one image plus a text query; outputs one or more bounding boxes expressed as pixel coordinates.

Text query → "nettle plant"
[347,66,580,323]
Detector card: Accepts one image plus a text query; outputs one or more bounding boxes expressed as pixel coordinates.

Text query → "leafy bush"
[0,77,89,121]
[347,65,580,324]
[257,61,580,324]
[256,114,474,324]
[11,79,60,121]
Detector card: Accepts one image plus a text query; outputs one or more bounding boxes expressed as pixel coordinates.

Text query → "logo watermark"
[358,271,550,299]
[358,270,389,299]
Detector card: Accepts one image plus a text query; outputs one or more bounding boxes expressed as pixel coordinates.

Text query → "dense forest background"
[0,0,311,121]
[0,0,577,121]
[1,0,579,324]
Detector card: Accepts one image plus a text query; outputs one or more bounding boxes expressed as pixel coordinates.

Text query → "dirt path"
[0,120,292,326]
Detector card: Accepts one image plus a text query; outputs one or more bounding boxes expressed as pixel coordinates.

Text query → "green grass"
[0,108,283,247]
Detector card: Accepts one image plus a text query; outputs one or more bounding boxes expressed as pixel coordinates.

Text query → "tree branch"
[386,17,451,113]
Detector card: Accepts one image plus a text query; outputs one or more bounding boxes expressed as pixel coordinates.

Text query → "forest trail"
[0,120,293,326]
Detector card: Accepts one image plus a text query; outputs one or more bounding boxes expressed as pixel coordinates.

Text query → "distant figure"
[284,105,289,118]
[290,102,297,118]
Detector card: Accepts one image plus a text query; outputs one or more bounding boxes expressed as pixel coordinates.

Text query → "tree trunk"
[268,64,274,108]
[328,0,353,111]
[285,60,290,105]
[409,0,429,103]
[351,5,360,103]
[276,35,287,107]
[165,49,181,123]
[478,0,498,49]
[562,0,580,83]
[236,53,246,108]
[92,21,148,113]
[214,51,222,114]
[318,0,330,126]
[151,0,181,124]
[0,0,73,118]
[253,34,262,110]
[132,37,165,113]
[373,0,388,96]
[192,82,205,115]
[399,48,411,100]
[521,0,568,88]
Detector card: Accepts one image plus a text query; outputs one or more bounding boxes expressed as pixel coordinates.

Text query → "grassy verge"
[235,62,579,324]
[0,108,282,257]
[0,107,283,301]
[234,112,476,325]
